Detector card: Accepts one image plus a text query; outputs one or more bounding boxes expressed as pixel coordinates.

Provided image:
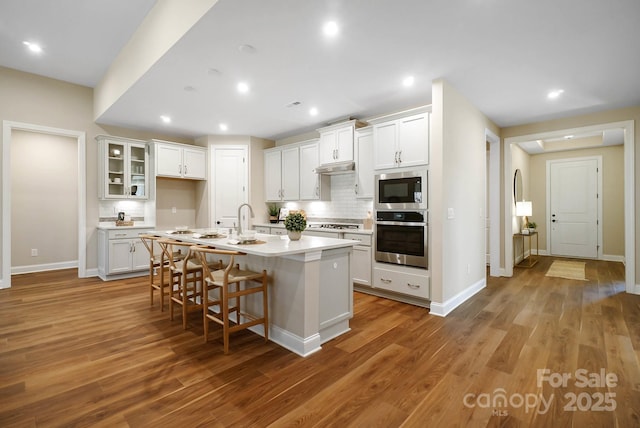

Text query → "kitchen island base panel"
[241,247,352,357]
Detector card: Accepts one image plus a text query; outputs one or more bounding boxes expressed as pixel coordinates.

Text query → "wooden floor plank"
[0,257,636,427]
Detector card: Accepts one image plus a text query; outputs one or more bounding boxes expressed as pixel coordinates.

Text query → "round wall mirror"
[513,169,523,203]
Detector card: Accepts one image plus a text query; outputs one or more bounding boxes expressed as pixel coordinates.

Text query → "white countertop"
[97,222,155,230]
[148,229,357,257]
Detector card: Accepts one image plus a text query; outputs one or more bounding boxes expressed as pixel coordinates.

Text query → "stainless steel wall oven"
[375,210,428,269]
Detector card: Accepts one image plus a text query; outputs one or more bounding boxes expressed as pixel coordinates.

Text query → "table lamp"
[515,201,532,234]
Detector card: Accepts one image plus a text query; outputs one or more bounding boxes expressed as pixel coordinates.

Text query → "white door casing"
[548,157,601,259]
[212,146,248,229]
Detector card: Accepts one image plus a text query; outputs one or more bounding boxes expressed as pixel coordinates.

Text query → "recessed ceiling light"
[237,82,250,94]
[564,135,574,139]
[184,85,196,92]
[208,68,221,76]
[403,76,415,87]
[547,89,565,99]
[323,21,339,37]
[22,41,42,53]
[160,115,171,124]
[219,123,228,131]
[309,107,319,116]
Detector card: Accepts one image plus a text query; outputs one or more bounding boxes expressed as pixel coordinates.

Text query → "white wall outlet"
[447,208,455,219]
[31,249,38,257]
[171,207,177,214]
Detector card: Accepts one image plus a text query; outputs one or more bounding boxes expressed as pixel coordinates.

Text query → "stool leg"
[262,271,269,343]
[222,282,230,354]
[203,281,209,343]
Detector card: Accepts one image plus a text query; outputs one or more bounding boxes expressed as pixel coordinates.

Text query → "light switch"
[447,208,455,219]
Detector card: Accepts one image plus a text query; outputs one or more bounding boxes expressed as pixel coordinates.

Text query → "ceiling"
[1,0,640,141]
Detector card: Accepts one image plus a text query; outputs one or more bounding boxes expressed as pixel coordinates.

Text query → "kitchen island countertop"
[148,229,358,257]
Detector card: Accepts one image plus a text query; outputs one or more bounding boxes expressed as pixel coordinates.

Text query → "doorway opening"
[503,120,635,294]
[1,121,86,289]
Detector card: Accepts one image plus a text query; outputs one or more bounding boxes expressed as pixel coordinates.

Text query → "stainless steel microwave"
[375,170,427,210]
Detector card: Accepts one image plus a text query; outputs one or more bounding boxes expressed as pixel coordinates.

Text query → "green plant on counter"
[284,211,307,232]
[527,221,537,229]
[268,204,279,216]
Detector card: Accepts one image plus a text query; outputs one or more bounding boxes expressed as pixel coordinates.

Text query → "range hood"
[313,160,355,175]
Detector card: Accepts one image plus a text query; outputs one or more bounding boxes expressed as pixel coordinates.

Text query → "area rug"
[545,260,587,281]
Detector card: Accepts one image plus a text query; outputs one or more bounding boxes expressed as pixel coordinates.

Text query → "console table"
[514,231,538,268]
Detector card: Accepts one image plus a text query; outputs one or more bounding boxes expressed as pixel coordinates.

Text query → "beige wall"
[431,79,501,306]
[528,145,624,257]
[502,106,639,283]
[155,178,198,229]
[11,131,78,267]
[0,66,194,276]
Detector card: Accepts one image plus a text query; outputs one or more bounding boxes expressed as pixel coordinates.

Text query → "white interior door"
[549,158,599,258]
[213,147,247,229]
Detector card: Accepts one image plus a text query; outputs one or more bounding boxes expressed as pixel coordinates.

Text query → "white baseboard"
[602,254,625,263]
[429,277,486,317]
[11,260,77,275]
[268,324,322,357]
[84,268,99,278]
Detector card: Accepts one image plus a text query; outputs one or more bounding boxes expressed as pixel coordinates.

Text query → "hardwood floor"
[1,257,638,427]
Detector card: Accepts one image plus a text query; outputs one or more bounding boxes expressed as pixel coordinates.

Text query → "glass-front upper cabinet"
[97,135,148,200]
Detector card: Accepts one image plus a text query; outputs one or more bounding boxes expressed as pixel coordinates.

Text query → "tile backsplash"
[284,173,373,222]
[98,200,148,222]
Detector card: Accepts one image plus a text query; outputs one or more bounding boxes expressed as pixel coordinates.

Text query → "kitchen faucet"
[237,203,254,237]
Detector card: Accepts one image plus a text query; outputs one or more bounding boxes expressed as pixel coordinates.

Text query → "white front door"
[213,147,248,229]
[549,158,599,258]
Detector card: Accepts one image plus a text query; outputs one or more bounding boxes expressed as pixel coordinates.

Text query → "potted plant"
[284,211,306,241]
[527,221,537,232]
[268,204,279,224]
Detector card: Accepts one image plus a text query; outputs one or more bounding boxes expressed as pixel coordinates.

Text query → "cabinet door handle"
[315,186,319,196]
[381,277,392,284]
[354,183,358,194]
[398,150,402,164]
[407,283,420,289]
[178,164,182,174]
[184,165,188,175]
[394,151,398,164]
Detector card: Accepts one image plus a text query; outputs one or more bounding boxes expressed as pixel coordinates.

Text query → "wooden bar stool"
[158,239,221,330]
[190,246,269,354]
[140,234,184,311]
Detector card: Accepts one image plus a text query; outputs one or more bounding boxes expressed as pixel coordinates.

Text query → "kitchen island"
[149,229,357,357]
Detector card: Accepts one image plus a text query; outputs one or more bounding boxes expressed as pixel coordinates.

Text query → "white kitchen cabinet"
[254,226,271,234]
[373,263,430,299]
[152,140,207,180]
[97,135,148,200]
[98,228,149,280]
[344,233,372,286]
[317,120,365,165]
[271,227,287,236]
[372,109,430,170]
[299,140,330,200]
[264,146,299,202]
[354,127,374,199]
